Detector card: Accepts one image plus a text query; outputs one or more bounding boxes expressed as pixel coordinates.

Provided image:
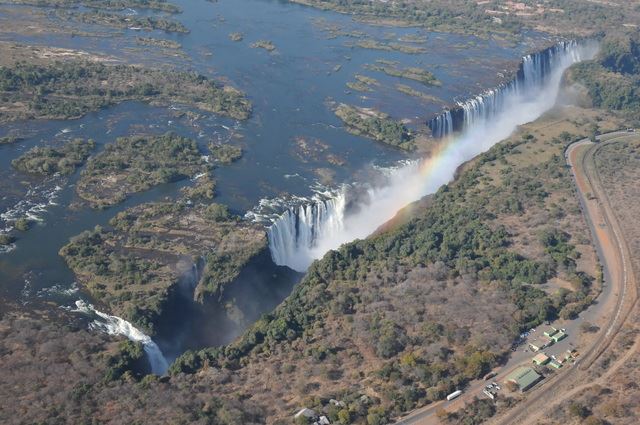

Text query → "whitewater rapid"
[73,300,169,375]
[261,40,599,272]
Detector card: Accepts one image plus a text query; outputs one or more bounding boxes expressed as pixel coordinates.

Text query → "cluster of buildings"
[528,327,567,352]
[499,327,578,395]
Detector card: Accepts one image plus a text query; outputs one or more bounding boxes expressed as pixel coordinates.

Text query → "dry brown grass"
[535,134,640,425]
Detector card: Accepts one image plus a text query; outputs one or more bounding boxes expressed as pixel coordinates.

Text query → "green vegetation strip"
[76,132,205,208]
[335,104,415,151]
[3,0,181,13]
[12,138,95,176]
[365,63,440,86]
[0,61,251,122]
[56,10,189,33]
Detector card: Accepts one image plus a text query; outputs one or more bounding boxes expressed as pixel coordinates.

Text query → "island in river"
[60,201,268,334]
[1,1,640,425]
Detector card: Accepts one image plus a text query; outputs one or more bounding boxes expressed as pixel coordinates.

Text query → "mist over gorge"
[265,40,599,272]
[1,0,639,424]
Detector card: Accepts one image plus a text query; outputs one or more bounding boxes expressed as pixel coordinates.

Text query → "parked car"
[484,371,497,380]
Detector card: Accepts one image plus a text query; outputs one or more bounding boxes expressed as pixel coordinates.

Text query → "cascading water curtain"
[269,39,598,272]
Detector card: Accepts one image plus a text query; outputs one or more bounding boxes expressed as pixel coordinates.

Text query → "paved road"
[489,131,638,425]
[394,131,637,425]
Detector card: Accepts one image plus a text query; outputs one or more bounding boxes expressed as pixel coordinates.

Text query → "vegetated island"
[365,62,441,86]
[396,83,441,103]
[11,138,95,176]
[0,135,24,145]
[346,74,379,92]
[208,142,242,164]
[250,40,276,52]
[0,58,252,122]
[180,172,216,202]
[288,0,640,40]
[0,234,16,246]
[355,38,426,54]
[76,132,205,208]
[60,201,267,333]
[2,0,181,13]
[135,37,182,50]
[56,10,189,33]
[334,103,416,151]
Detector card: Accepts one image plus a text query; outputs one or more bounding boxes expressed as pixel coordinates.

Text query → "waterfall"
[261,39,598,272]
[263,190,347,272]
[72,300,169,375]
[428,40,587,138]
[430,110,454,138]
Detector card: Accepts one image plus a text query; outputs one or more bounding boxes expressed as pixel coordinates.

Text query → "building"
[529,342,542,352]
[532,353,550,366]
[544,327,558,338]
[540,336,554,347]
[551,330,567,343]
[506,367,543,392]
[549,360,563,369]
[529,336,554,352]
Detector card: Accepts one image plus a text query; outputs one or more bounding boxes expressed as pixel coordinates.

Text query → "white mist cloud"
[269,41,599,272]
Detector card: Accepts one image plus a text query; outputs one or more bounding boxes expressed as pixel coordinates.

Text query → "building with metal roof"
[530,336,554,352]
[549,360,563,369]
[506,367,543,392]
[551,330,567,343]
[532,353,550,365]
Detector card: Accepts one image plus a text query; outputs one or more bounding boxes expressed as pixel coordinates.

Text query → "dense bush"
[77,132,204,207]
[335,104,415,150]
[12,138,95,176]
[104,340,147,381]
[0,60,251,122]
[567,33,640,114]
[209,143,243,164]
[58,10,189,33]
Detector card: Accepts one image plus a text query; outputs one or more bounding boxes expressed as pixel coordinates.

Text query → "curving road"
[394,131,638,425]
[489,131,638,425]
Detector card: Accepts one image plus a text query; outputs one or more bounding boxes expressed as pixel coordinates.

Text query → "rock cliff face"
[60,202,268,334]
[172,108,612,424]
[428,40,597,138]
[0,309,266,425]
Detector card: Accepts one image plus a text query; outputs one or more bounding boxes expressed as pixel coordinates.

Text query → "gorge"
[265,39,599,272]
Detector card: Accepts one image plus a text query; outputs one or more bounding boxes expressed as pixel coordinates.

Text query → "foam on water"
[0,178,64,251]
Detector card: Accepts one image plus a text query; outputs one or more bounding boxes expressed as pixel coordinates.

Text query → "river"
[0,0,547,367]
